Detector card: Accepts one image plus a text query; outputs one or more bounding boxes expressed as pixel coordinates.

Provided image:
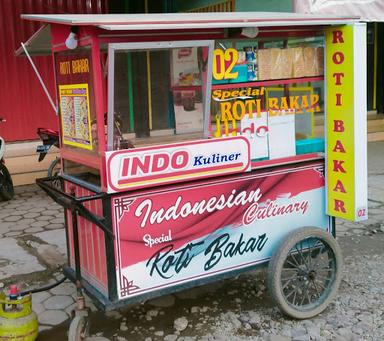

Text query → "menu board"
[59,83,92,150]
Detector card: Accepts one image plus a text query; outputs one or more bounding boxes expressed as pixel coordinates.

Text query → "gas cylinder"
[0,285,38,341]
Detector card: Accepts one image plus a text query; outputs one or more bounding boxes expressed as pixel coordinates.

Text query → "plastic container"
[295,138,325,154]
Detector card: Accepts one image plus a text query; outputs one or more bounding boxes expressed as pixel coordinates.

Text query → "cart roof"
[17,12,359,56]
[21,12,359,30]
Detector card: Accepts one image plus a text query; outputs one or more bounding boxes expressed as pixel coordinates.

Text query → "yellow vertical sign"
[326,25,367,221]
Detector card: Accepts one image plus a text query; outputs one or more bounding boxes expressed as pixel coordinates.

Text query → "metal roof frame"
[18,12,360,56]
[21,12,360,30]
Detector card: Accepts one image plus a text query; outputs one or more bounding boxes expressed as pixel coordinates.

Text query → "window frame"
[107,40,215,151]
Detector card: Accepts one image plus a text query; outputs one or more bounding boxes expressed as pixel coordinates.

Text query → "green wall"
[236,0,292,12]
[174,0,218,12]
[110,0,293,14]
[173,0,293,12]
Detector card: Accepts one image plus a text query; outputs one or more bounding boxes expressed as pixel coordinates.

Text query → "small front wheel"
[268,227,342,319]
[68,315,89,341]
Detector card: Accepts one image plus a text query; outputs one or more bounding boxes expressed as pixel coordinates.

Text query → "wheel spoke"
[311,280,321,298]
[285,259,301,270]
[311,244,326,268]
[285,287,297,300]
[307,282,312,304]
[315,269,332,277]
[300,283,309,305]
[281,273,298,281]
[314,273,331,282]
[282,267,298,272]
[288,250,301,267]
[295,241,309,271]
[314,279,327,290]
[307,239,313,268]
[292,289,298,305]
[282,274,298,289]
[292,280,307,306]
[317,267,333,272]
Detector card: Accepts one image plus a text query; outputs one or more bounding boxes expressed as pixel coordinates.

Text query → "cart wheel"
[267,227,342,319]
[68,315,89,341]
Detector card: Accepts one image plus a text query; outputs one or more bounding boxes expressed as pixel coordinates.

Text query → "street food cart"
[20,12,367,338]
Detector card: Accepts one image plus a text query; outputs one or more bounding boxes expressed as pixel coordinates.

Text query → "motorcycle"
[0,118,14,201]
[36,127,60,177]
[36,114,132,180]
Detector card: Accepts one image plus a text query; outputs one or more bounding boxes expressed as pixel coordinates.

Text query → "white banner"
[106,137,250,193]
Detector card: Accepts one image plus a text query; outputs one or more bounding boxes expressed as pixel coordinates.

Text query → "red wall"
[0,0,108,142]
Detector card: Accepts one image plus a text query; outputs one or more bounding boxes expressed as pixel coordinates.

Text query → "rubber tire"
[68,315,89,341]
[48,157,62,190]
[267,226,343,319]
[0,162,14,201]
[48,157,61,177]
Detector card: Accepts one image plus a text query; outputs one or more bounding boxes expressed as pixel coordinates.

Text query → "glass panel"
[111,45,209,149]
[210,35,325,162]
[63,159,100,187]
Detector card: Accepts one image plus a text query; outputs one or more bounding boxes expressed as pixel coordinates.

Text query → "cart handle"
[36,177,113,237]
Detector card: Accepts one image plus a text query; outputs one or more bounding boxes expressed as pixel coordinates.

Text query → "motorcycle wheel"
[0,162,14,201]
[48,157,61,177]
[48,157,62,190]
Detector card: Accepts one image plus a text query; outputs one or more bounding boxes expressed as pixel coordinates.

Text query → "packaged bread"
[257,49,272,80]
[280,48,294,79]
[315,46,324,76]
[270,48,294,79]
[292,47,305,78]
[270,48,283,79]
[303,47,317,77]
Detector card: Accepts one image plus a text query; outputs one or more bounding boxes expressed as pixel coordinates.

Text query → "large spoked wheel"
[0,162,14,201]
[68,315,89,341]
[268,227,342,319]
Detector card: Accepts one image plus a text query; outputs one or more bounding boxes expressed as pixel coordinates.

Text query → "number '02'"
[213,48,239,80]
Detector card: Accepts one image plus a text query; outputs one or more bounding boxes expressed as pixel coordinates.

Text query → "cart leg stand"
[68,198,90,341]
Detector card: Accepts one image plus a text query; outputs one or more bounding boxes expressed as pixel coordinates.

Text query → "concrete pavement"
[0,141,383,337]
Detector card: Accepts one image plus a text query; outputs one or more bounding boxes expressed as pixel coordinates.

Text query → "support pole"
[21,42,58,114]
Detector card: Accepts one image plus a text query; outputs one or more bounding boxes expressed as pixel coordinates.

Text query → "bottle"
[9,284,18,300]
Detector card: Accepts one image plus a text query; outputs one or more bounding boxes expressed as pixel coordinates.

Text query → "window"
[108,41,214,150]
[210,36,325,161]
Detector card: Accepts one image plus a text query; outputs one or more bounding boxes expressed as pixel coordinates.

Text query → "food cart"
[20,12,368,338]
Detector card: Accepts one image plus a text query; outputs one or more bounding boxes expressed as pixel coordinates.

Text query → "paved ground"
[0,141,383,340]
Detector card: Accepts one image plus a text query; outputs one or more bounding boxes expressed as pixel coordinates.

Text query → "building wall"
[0,0,108,142]
[236,0,292,12]
[175,0,217,12]
[173,0,292,12]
